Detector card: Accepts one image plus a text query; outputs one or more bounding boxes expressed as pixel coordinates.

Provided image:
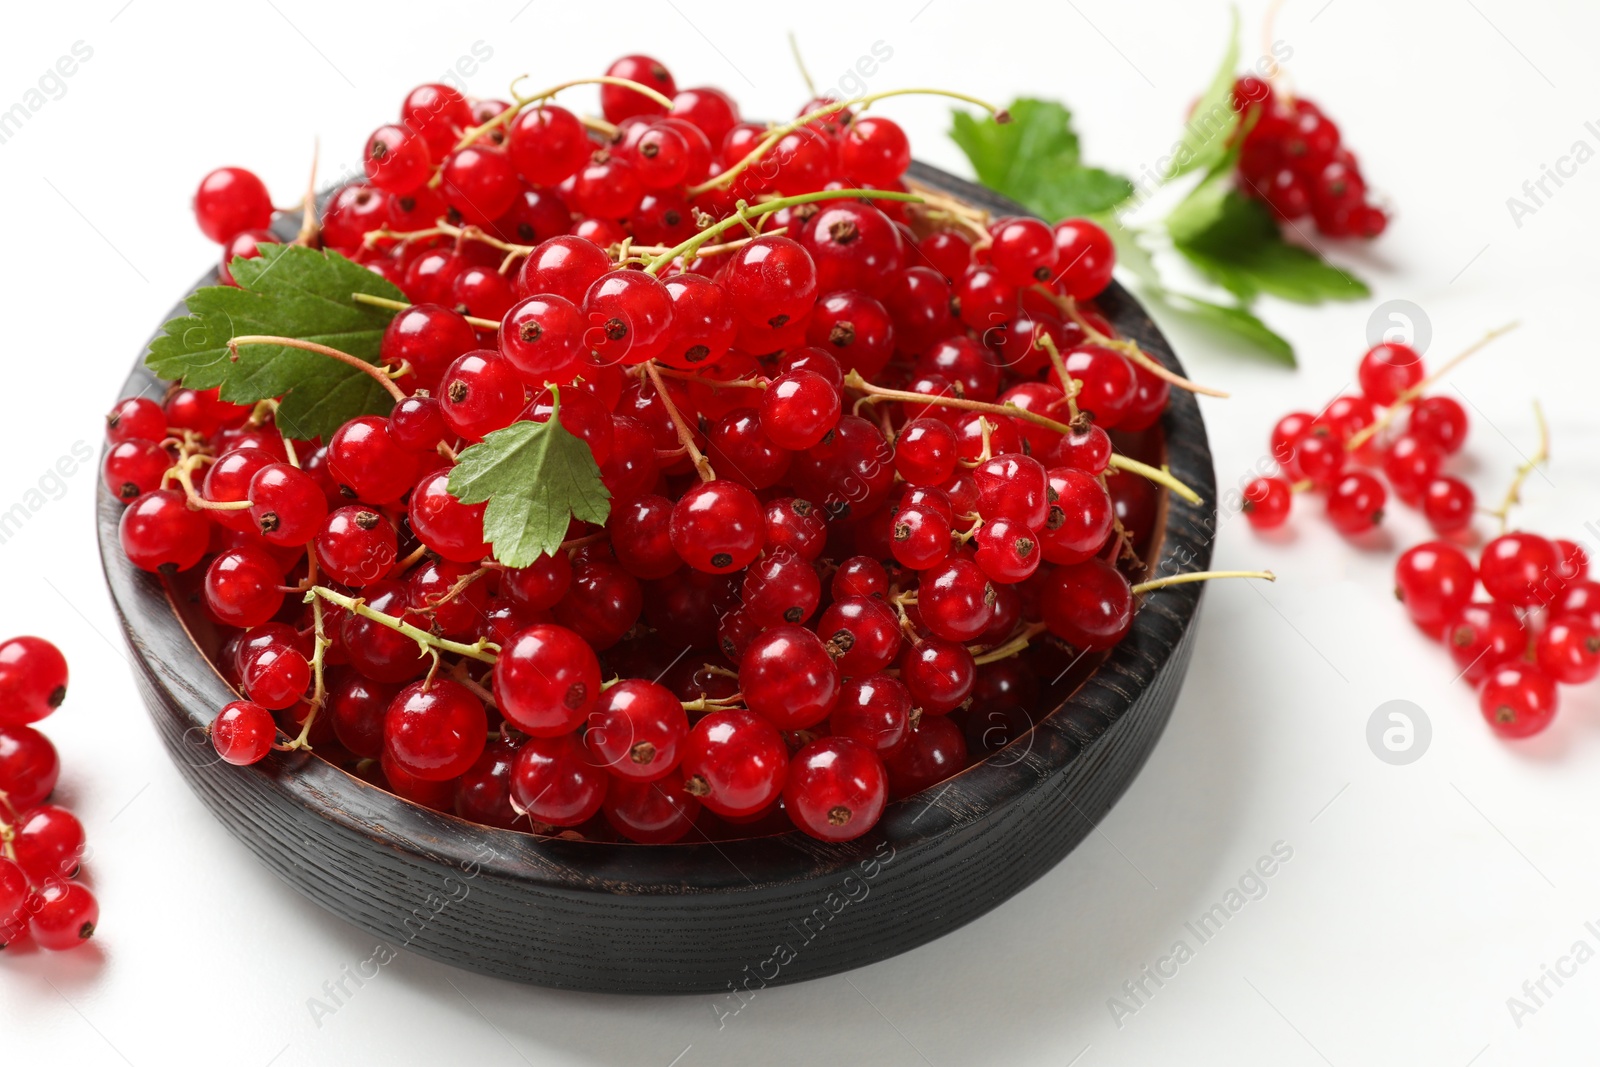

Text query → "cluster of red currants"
[1230,76,1388,239]
[1242,341,1473,537]
[0,636,99,951]
[116,54,1181,845]
[1395,534,1597,739]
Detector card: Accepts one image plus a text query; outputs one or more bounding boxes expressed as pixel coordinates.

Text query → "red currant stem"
[1052,294,1229,398]
[560,531,608,553]
[1130,570,1276,595]
[643,361,715,481]
[622,228,789,261]
[643,189,922,275]
[1290,478,1313,493]
[389,543,430,577]
[285,553,331,751]
[681,692,746,712]
[306,585,500,664]
[448,660,498,708]
[970,621,1049,666]
[648,363,767,390]
[167,454,253,511]
[788,31,819,98]
[1106,454,1203,506]
[1488,400,1550,533]
[420,566,492,613]
[580,115,619,139]
[844,369,1075,435]
[1035,334,1083,420]
[455,75,675,152]
[294,138,321,247]
[1345,320,1521,452]
[364,220,532,264]
[228,335,409,403]
[689,88,1007,196]
[903,180,993,226]
[349,291,502,332]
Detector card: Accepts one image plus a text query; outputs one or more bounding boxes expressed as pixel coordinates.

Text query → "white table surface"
[3,1,1596,1063]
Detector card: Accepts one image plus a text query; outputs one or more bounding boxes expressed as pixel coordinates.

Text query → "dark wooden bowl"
[97,162,1216,994]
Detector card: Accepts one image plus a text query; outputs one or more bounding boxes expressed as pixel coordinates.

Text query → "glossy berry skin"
[500,294,584,385]
[901,637,976,714]
[740,624,842,730]
[987,216,1058,287]
[0,724,59,809]
[1409,395,1469,454]
[1326,471,1387,535]
[12,804,85,885]
[975,516,1041,584]
[1444,603,1526,686]
[241,644,310,710]
[1536,617,1600,685]
[1242,476,1293,529]
[326,674,396,759]
[1042,558,1134,651]
[28,881,98,951]
[741,547,822,627]
[1479,664,1558,739]
[502,553,573,612]
[440,144,519,227]
[1480,533,1559,607]
[972,453,1049,530]
[1358,343,1424,406]
[680,710,787,818]
[817,596,902,677]
[409,468,490,563]
[119,489,210,573]
[707,408,790,491]
[1050,218,1115,299]
[507,104,589,185]
[247,463,327,547]
[669,480,765,574]
[895,419,959,486]
[601,55,675,122]
[1393,542,1476,633]
[584,678,688,782]
[1039,467,1114,565]
[517,235,613,304]
[583,269,675,366]
[759,370,838,450]
[723,235,818,332]
[890,504,952,571]
[210,700,277,765]
[106,396,168,445]
[449,738,524,830]
[314,507,398,587]
[603,771,700,844]
[918,558,996,643]
[493,624,600,737]
[510,732,608,827]
[380,303,478,391]
[340,583,429,684]
[1382,435,1444,506]
[0,637,68,726]
[194,166,272,243]
[438,351,525,442]
[830,673,912,756]
[763,497,827,561]
[402,82,472,154]
[202,546,285,628]
[1422,476,1475,534]
[384,679,487,782]
[0,858,26,945]
[553,562,641,651]
[364,123,432,194]
[103,439,170,503]
[784,737,888,842]
[884,715,967,800]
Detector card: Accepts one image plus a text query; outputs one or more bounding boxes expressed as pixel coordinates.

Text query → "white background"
[2,0,1597,1064]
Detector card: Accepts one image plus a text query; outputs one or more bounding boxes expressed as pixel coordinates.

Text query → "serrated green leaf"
[949,98,1134,221]
[447,400,611,568]
[1165,7,1241,181]
[1168,185,1369,304]
[1153,291,1296,365]
[145,245,404,439]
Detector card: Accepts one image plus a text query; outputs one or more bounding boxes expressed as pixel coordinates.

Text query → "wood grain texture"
[97,163,1217,994]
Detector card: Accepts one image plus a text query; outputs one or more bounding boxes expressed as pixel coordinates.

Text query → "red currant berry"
[681,709,787,818]
[741,624,842,730]
[202,546,285,628]
[1042,557,1134,650]
[1443,602,1526,686]
[210,700,277,765]
[784,736,888,842]
[314,506,398,587]
[241,643,310,710]
[763,497,828,561]
[1050,218,1116,300]
[975,516,1042,584]
[669,480,765,574]
[193,166,272,243]
[328,416,416,504]
[891,504,953,571]
[918,558,996,643]
[602,771,699,843]
[29,880,98,951]
[508,104,590,186]
[1242,476,1293,529]
[516,235,613,303]
[830,673,912,757]
[248,463,327,547]
[1038,467,1114,564]
[364,124,432,195]
[1409,396,1469,454]
[510,732,608,827]
[884,714,967,799]
[493,624,600,736]
[381,303,477,392]
[1480,532,1558,607]
[500,294,584,385]
[384,679,487,782]
[1536,616,1600,685]
[1479,664,1558,739]
[901,637,976,714]
[1393,541,1476,633]
[987,216,1059,287]
[0,724,59,809]
[106,396,167,445]
[409,467,490,563]
[1358,343,1425,406]
[584,678,688,781]
[1326,471,1387,535]
[119,489,210,572]
[601,55,676,122]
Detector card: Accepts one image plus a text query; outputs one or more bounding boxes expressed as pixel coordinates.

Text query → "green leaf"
[145,244,404,439]
[447,396,611,568]
[1152,291,1295,365]
[1168,183,1370,304]
[949,98,1134,220]
[1165,7,1241,181]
